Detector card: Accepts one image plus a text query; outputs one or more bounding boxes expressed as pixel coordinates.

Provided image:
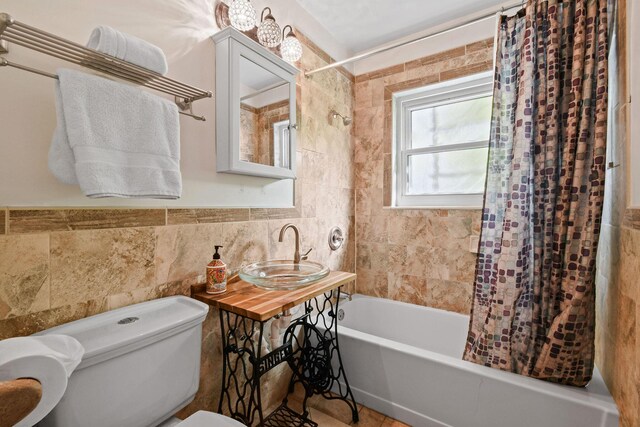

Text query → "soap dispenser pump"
[206,245,227,294]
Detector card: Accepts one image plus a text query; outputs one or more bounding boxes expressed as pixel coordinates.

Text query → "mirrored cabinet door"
[214,27,298,179]
[239,56,291,168]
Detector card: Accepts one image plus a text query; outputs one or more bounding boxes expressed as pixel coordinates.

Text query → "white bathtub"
[332,295,619,427]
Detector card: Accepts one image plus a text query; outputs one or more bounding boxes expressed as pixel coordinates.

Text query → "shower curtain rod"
[304,0,523,77]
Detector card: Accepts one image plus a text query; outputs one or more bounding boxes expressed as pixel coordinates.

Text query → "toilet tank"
[37,296,209,427]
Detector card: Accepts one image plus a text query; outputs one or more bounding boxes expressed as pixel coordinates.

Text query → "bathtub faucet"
[333,289,352,302]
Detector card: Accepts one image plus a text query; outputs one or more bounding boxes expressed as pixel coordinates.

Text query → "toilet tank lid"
[35,296,209,368]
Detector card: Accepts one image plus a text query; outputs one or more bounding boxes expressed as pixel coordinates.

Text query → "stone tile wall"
[0,31,355,417]
[352,40,493,314]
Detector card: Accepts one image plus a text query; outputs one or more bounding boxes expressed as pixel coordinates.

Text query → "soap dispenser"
[206,245,227,294]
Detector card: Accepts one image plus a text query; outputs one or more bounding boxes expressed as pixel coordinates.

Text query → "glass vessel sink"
[239,260,330,290]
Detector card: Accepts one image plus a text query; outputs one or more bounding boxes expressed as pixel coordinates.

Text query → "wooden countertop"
[192,271,356,321]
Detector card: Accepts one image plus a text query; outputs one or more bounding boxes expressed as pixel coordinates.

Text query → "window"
[394,72,493,208]
[272,120,290,169]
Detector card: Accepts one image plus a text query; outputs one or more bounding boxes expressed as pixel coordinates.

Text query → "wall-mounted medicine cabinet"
[213,27,299,179]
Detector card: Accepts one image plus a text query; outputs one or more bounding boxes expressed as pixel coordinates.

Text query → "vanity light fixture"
[257,7,281,48]
[228,0,257,32]
[215,2,303,63]
[280,25,303,63]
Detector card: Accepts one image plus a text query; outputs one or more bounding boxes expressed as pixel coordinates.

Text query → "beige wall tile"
[0,299,107,339]
[356,214,387,244]
[49,228,156,308]
[388,273,427,305]
[356,268,388,298]
[426,278,472,314]
[0,234,49,319]
[356,188,384,218]
[221,221,269,273]
[155,223,224,285]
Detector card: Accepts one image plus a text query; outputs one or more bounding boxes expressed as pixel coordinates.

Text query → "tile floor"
[310,405,409,426]
[286,387,410,427]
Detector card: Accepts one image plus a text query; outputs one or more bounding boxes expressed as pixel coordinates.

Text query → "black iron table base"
[217,287,359,426]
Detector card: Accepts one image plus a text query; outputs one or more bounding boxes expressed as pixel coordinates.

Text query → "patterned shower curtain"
[463,0,608,386]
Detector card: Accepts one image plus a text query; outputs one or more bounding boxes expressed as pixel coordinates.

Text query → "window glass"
[410,96,492,149]
[406,148,489,195]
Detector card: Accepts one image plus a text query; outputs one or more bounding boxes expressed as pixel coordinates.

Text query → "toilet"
[35,296,243,427]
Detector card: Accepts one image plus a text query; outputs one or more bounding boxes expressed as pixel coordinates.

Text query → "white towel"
[49,68,182,199]
[87,25,168,75]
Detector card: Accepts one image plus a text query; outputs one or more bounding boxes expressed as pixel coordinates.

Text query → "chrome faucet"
[278,223,312,264]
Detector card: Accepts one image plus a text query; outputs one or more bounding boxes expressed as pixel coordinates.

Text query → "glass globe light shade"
[228,0,256,32]
[257,8,282,48]
[280,34,303,63]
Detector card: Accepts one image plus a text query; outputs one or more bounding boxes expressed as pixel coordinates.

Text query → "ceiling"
[294,0,508,53]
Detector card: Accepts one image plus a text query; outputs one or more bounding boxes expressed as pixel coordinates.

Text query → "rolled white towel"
[87,25,168,75]
[0,335,84,378]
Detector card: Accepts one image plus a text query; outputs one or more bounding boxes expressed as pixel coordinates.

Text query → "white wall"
[0,0,346,208]
[353,3,508,75]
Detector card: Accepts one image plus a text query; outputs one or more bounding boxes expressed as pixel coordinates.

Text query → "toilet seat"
[177,411,245,427]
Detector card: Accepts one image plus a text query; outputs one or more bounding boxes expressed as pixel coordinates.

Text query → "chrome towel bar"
[0,12,212,121]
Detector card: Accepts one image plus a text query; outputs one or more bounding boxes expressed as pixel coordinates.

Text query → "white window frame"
[273,119,290,169]
[393,72,493,208]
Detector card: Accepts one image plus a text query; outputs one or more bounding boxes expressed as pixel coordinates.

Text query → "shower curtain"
[463,0,608,386]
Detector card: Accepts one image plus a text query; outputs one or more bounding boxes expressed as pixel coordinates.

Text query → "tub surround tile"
[426,278,472,314]
[355,188,383,218]
[49,228,156,308]
[389,273,427,305]
[356,64,405,83]
[298,181,318,219]
[440,61,492,82]
[353,42,490,313]
[9,209,166,234]
[167,208,250,225]
[356,268,388,299]
[357,242,389,272]
[382,155,393,206]
[356,214,387,244]
[405,46,466,70]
